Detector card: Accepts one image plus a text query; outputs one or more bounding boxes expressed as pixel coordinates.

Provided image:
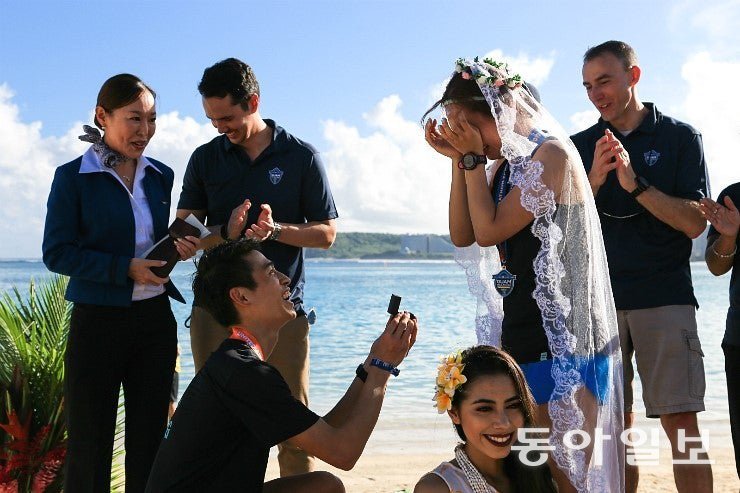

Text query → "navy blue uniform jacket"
[43,155,185,306]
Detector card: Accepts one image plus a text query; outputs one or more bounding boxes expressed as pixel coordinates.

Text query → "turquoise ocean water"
[0,259,732,454]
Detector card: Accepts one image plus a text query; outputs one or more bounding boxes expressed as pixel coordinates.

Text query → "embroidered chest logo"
[643,150,661,167]
[268,167,284,185]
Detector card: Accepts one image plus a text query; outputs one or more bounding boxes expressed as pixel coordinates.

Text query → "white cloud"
[482,49,556,87]
[426,50,556,109]
[0,84,216,258]
[670,0,740,55]
[569,109,600,133]
[680,52,740,196]
[322,94,450,234]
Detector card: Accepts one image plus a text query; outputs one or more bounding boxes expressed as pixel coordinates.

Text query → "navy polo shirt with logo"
[571,103,708,310]
[178,120,338,315]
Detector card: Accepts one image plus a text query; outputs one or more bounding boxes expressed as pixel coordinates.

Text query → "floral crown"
[433,350,468,413]
[454,56,523,90]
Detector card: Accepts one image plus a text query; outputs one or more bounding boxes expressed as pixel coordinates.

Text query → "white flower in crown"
[455,56,523,90]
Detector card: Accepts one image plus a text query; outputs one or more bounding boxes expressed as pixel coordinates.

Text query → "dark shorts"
[520,354,611,405]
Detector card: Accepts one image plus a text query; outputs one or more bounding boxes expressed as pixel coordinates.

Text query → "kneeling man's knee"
[313,471,345,493]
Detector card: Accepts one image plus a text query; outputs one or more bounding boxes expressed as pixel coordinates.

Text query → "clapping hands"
[589,129,636,192]
[245,204,278,242]
[699,196,740,237]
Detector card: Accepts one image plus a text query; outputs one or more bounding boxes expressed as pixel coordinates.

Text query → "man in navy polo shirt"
[176,57,337,476]
[571,41,711,492]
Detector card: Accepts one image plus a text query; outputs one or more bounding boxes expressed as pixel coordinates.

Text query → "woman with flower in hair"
[415,345,556,493]
[422,58,624,491]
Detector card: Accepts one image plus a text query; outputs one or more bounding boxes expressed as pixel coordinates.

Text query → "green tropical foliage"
[0,276,69,492]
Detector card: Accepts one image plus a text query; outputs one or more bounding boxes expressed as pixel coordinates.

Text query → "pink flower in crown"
[461,72,471,80]
[494,79,505,87]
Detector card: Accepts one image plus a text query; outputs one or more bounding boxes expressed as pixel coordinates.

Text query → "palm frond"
[0,275,69,492]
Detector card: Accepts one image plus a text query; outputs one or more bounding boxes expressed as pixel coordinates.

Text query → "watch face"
[462,153,484,170]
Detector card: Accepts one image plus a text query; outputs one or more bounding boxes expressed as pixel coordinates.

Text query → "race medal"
[492,269,517,298]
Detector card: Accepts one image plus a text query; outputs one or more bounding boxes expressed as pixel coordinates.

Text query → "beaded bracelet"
[370,358,400,376]
[712,242,738,259]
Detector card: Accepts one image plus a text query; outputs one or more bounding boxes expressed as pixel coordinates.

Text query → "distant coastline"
[1,231,710,262]
[306,231,709,261]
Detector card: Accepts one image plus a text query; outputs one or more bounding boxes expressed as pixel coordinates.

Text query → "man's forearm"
[330,368,389,466]
[636,187,706,238]
[198,225,226,250]
[274,221,336,249]
[322,358,370,428]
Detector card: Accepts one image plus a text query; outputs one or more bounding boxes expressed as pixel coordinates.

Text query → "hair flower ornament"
[433,351,467,413]
[454,57,523,90]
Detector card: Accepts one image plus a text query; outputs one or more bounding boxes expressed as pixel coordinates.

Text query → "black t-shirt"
[145,339,320,492]
[571,103,708,310]
[492,163,549,363]
[178,120,338,315]
[708,183,740,346]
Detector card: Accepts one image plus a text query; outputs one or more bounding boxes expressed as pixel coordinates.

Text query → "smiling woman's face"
[96,89,156,159]
[450,373,525,461]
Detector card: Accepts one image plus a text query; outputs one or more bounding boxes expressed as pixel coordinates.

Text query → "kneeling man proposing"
[146,239,418,492]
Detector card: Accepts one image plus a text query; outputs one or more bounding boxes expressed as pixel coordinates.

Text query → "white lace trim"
[509,155,588,490]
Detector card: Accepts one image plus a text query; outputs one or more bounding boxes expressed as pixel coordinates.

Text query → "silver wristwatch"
[267,222,282,241]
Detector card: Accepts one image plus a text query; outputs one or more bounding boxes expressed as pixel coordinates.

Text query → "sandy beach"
[266,448,739,492]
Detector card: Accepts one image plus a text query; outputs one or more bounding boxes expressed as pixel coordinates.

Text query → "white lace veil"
[450,58,625,491]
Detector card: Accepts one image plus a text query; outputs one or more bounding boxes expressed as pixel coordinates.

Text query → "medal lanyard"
[229,326,265,361]
[494,161,511,268]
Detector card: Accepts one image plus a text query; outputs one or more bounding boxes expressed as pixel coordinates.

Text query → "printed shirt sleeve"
[223,361,320,447]
[301,152,338,222]
[177,151,208,211]
[674,132,709,201]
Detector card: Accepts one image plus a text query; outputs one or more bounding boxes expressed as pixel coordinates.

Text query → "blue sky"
[1,0,738,257]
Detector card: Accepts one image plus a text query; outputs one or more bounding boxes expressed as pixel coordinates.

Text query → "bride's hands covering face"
[437,111,484,156]
[424,118,462,160]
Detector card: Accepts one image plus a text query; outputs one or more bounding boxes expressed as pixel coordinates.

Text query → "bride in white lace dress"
[422,58,625,492]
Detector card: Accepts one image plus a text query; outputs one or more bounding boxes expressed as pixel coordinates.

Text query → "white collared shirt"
[79,147,166,301]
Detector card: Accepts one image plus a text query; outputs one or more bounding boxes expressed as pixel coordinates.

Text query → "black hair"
[583,40,638,70]
[94,74,156,129]
[422,72,491,124]
[192,239,262,327]
[421,71,542,125]
[451,345,556,493]
[198,57,260,110]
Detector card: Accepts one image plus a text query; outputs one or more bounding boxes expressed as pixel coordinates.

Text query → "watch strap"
[458,153,486,171]
[267,222,282,241]
[630,176,650,198]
